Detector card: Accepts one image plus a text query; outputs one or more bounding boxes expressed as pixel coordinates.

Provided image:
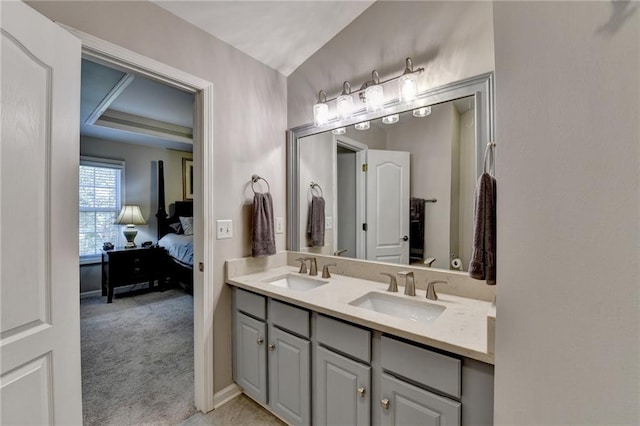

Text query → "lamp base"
[123,225,138,248]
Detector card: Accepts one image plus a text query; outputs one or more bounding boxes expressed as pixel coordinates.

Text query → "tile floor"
[181,394,284,425]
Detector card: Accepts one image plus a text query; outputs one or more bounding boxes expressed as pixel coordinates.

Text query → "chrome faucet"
[296,258,308,274]
[380,273,398,292]
[426,280,447,301]
[398,271,416,296]
[322,263,336,278]
[333,249,348,256]
[305,257,318,276]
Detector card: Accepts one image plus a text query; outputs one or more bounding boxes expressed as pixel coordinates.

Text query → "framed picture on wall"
[182,158,194,200]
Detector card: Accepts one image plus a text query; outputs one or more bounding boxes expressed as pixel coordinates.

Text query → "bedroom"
[79,58,197,422]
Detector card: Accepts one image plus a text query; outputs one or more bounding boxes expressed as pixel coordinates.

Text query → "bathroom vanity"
[227,254,494,426]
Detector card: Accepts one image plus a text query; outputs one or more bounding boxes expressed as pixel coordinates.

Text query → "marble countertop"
[227,265,494,365]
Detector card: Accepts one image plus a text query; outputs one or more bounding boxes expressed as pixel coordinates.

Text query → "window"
[79,157,124,263]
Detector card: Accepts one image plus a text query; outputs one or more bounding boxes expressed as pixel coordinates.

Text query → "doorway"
[65,25,216,414]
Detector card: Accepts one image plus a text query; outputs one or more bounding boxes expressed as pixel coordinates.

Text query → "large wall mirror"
[287,73,494,272]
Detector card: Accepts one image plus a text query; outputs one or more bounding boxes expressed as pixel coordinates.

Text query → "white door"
[1,2,82,424]
[366,150,410,264]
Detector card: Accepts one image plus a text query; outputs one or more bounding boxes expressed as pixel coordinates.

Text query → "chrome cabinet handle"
[380,398,390,410]
[257,338,264,345]
[357,387,366,397]
[268,343,276,351]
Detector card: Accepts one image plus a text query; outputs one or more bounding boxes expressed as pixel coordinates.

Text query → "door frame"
[59,25,216,413]
[333,136,367,258]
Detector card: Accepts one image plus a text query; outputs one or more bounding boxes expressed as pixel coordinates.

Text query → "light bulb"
[354,121,370,130]
[313,102,329,126]
[399,73,418,103]
[336,94,354,120]
[413,106,432,118]
[382,114,399,125]
[332,127,346,135]
[365,84,384,112]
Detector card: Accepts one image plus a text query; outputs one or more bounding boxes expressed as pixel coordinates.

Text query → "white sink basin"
[264,274,329,292]
[349,292,446,323]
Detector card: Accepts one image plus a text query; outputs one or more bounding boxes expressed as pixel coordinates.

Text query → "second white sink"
[349,292,446,323]
[265,273,329,292]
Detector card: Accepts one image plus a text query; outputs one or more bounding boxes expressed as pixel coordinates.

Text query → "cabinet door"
[381,373,461,426]
[268,325,310,425]
[235,312,267,403]
[315,346,371,426]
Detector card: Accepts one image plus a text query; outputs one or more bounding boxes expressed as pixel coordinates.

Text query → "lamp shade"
[115,205,146,225]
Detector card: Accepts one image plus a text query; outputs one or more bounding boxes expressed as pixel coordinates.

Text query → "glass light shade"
[365,84,384,112]
[313,102,329,126]
[399,73,418,103]
[354,121,370,130]
[336,94,354,120]
[382,114,399,125]
[413,106,432,118]
[332,127,346,135]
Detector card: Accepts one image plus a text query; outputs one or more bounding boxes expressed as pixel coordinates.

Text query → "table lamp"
[115,205,146,248]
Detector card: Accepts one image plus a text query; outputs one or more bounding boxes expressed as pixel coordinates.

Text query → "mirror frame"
[287,72,495,253]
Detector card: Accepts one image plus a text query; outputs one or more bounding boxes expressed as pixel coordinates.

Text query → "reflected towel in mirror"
[307,195,325,247]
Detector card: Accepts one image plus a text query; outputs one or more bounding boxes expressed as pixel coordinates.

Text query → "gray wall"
[493,2,639,424]
[28,0,287,393]
[79,136,191,293]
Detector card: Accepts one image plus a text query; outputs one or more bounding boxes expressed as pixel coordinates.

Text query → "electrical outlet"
[325,216,333,230]
[276,217,284,234]
[216,219,233,239]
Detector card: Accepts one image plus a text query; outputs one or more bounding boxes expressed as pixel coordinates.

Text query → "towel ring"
[310,182,323,197]
[251,174,270,194]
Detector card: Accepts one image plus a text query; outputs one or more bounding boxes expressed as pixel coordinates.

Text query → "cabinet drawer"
[269,299,310,338]
[236,288,266,320]
[381,336,461,399]
[317,315,370,363]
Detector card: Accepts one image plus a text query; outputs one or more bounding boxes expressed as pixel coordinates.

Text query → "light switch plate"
[325,216,333,230]
[216,219,233,239]
[276,217,284,234]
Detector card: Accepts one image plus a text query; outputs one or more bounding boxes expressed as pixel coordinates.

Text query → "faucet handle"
[296,258,308,274]
[426,280,447,300]
[333,249,348,256]
[322,263,336,278]
[380,273,398,292]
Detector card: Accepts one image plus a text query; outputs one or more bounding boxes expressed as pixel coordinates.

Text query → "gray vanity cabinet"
[315,345,371,426]
[380,373,461,426]
[268,324,311,425]
[234,312,267,404]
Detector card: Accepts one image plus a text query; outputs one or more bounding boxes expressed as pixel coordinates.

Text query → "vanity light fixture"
[310,58,424,127]
[336,81,354,120]
[399,58,419,103]
[332,127,346,135]
[313,90,329,126]
[354,121,370,130]
[382,114,399,124]
[413,106,432,117]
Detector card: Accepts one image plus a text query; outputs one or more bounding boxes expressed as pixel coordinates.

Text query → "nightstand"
[101,246,166,303]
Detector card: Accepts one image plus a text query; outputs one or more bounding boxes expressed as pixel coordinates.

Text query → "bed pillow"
[169,222,183,234]
[179,216,194,236]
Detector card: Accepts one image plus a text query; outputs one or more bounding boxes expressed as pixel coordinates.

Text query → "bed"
[156,160,194,292]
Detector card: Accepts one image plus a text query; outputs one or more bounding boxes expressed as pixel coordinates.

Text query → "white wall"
[298,132,334,255]
[287,1,495,128]
[27,0,287,393]
[493,2,639,424]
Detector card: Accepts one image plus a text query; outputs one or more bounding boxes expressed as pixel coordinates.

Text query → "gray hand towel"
[252,192,276,257]
[306,195,325,247]
[469,173,496,285]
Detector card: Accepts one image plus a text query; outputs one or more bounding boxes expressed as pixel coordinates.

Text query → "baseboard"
[79,284,142,299]
[212,383,242,409]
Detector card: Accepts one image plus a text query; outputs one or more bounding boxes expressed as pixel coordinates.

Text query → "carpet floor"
[81,289,196,425]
